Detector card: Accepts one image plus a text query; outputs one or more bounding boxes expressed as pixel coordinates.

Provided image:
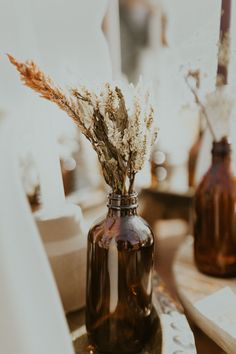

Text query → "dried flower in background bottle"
[194,137,236,277]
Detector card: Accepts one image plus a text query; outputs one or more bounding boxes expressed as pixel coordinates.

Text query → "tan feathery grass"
[8,54,158,194]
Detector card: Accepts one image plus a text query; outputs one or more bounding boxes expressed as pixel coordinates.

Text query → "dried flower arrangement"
[184,70,216,141]
[185,70,234,142]
[8,55,158,195]
[184,1,233,142]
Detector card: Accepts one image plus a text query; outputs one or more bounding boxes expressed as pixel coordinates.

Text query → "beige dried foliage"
[8,54,90,139]
[9,54,158,195]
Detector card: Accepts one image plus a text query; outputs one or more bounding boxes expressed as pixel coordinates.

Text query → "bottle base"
[87,308,159,354]
[87,330,151,354]
[195,261,236,278]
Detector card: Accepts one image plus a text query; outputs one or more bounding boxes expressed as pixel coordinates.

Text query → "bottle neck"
[211,138,231,166]
[107,192,138,217]
[212,154,230,165]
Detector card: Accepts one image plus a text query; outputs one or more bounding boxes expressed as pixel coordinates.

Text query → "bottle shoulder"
[88,214,154,250]
[196,165,235,195]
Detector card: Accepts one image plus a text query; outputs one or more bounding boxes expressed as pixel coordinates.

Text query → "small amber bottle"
[194,137,236,277]
[86,192,155,353]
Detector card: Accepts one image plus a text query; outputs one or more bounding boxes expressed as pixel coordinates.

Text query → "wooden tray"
[173,237,236,354]
[67,274,196,354]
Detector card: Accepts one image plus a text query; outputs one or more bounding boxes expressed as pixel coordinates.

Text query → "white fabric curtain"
[0,119,75,354]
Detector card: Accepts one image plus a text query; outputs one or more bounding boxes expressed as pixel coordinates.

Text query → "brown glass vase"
[194,137,236,277]
[86,192,155,353]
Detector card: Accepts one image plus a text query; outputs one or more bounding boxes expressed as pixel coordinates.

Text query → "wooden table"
[140,188,194,233]
[173,237,236,354]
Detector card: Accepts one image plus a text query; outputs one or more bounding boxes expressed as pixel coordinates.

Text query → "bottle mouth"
[107,192,138,210]
[212,137,231,156]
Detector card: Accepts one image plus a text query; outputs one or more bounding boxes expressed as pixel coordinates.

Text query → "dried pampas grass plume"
[7,54,90,140]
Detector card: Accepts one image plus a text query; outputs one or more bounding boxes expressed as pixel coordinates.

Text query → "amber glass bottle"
[86,192,155,353]
[194,137,236,277]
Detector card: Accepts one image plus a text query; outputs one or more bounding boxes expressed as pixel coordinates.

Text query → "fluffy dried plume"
[7,54,91,140]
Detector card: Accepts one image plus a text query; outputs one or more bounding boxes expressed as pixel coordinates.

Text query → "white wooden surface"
[173,237,236,354]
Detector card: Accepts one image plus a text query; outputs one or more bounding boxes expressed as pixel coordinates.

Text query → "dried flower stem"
[185,71,216,141]
[216,0,231,86]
